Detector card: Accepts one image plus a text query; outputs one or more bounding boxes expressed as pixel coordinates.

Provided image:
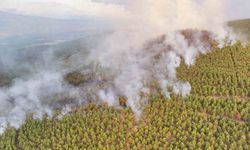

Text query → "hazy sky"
[0,0,127,19]
[225,0,250,20]
[0,0,249,20]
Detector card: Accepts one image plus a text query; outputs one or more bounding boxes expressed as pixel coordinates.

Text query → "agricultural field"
[0,42,249,149]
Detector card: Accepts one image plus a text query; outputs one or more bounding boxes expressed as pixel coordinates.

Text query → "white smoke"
[89,0,229,116]
[0,71,83,134]
[0,0,233,133]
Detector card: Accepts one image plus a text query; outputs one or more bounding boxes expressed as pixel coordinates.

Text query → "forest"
[0,41,249,150]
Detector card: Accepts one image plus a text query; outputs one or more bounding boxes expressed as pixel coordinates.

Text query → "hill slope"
[0,43,249,149]
[228,19,250,41]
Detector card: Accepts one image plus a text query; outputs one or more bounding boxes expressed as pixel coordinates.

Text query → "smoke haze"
[0,0,240,133]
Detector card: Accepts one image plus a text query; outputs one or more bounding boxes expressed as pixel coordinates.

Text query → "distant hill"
[0,11,111,55]
[227,19,250,41]
[0,11,109,38]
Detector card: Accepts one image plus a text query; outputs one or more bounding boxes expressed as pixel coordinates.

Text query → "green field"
[0,42,249,149]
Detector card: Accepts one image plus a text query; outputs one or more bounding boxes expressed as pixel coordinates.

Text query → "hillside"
[228,19,250,41]
[0,42,249,149]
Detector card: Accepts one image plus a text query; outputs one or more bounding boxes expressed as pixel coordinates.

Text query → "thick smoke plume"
[90,0,229,116]
[0,0,231,133]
